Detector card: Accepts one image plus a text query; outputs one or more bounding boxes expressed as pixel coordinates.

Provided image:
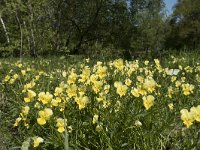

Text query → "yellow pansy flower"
[66,84,77,98]
[56,118,66,133]
[180,109,194,128]
[33,137,44,148]
[37,108,53,125]
[38,92,53,104]
[143,95,155,110]
[75,96,89,110]
[190,105,200,122]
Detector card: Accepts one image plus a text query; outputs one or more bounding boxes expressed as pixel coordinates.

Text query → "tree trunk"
[29,4,37,57]
[15,13,23,59]
[0,16,10,44]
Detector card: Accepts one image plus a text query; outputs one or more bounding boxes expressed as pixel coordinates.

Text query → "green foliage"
[166,0,200,50]
[0,0,170,57]
[0,53,200,149]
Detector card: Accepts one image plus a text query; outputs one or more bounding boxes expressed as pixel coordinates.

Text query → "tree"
[166,0,200,50]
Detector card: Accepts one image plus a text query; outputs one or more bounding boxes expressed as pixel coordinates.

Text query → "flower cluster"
[1,56,200,149]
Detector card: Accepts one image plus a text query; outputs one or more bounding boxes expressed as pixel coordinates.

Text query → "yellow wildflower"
[131,88,140,97]
[4,75,10,82]
[113,59,124,71]
[92,114,99,124]
[56,118,66,133]
[37,108,53,125]
[33,137,44,148]
[67,71,77,85]
[180,109,194,128]
[190,105,200,122]
[92,81,103,94]
[54,87,63,96]
[96,66,107,79]
[14,117,22,127]
[168,103,174,110]
[66,84,77,98]
[143,78,157,93]
[38,92,53,104]
[182,84,194,96]
[125,78,132,86]
[75,96,89,110]
[114,82,127,97]
[143,95,155,110]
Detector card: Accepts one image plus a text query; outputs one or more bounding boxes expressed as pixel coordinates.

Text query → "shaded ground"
[0,94,8,150]
[0,133,6,150]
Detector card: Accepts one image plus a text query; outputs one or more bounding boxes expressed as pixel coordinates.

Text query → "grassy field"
[0,52,200,150]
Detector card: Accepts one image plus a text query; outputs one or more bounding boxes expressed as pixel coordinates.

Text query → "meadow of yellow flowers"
[0,55,200,149]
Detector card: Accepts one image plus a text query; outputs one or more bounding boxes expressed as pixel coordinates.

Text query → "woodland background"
[0,0,200,58]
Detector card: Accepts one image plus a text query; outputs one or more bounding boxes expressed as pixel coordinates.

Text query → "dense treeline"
[0,0,199,57]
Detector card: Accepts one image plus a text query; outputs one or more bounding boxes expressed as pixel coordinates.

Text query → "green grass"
[0,52,200,149]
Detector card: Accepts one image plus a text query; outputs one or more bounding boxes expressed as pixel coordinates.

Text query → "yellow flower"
[75,96,89,110]
[54,87,63,96]
[21,70,26,76]
[62,71,67,77]
[96,66,107,79]
[23,81,36,92]
[171,76,177,82]
[131,88,140,97]
[92,114,99,124]
[37,108,53,125]
[114,81,121,88]
[67,71,77,85]
[144,60,149,65]
[125,78,132,86]
[137,76,144,83]
[114,101,121,112]
[180,109,194,128]
[115,82,128,97]
[66,84,77,98]
[56,118,66,133]
[24,90,36,103]
[79,66,91,83]
[92,81,103,94]
[154,59,160,66]
[21,106,30,116]
[113,59,124,71]
[9,79,15,84]
[143,95,155,110]
[182,84,194,96]
[38,92,53,104]
[90,74,98,83]
[167,86,174,98]
[51,97,62,107]
[33,137,44,148]
[175,81,181,87]
[104,84,110,94]
[168,103,174,110]
[13,74,19,79]
[143,78,157,93]
[4,75,10,82]
[17,63,23,68]
[37,117,46,125]
[181,77,186,83]
[24,97,31,103]
[14,117,22,127]
[28,90,36,99]
[138,86,147,96]
[96,124,103,133]
[96,92,106,103]
[190,105,200,122]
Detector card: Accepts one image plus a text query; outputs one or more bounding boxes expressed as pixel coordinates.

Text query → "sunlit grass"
[0,53,200,149]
